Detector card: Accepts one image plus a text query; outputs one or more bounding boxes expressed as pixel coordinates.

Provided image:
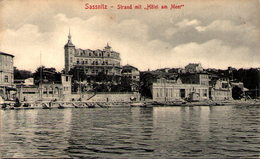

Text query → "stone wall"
[18,88,140,103]
[68,92,140,102]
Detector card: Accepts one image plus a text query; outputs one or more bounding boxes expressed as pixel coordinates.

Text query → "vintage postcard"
[0,0,259,158]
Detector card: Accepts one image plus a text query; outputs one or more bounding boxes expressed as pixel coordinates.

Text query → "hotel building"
[64,32,122,77]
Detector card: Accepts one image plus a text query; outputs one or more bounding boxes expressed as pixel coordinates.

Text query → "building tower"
[104,43,111,51]
[64,29,75,73]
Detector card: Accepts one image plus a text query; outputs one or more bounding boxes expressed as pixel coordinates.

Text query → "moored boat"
[42,103,51,109]
[130,102,147,107]
[58,104,65,109]
[86,103,96,108]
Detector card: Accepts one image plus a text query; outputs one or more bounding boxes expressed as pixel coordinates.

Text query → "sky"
[0,0,259,72]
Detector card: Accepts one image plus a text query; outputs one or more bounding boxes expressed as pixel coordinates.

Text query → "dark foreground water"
[0,105,259,158]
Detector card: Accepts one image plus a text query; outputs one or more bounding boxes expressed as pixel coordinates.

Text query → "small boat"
[130,102,147,107]
[215,103,225,106]
[9,106,15,110]
[72,103,81,108]
[1,103,8,109]
[97,103,110,108]
[150,101,163,106]
[74,104,79,108]
[58,104,65,109]
[42,103,51,109]
[165,102,182,106]
[86,103,96,108]
[23,103,30,107]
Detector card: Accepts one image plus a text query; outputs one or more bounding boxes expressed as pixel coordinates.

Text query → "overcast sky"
[0,0,259,71]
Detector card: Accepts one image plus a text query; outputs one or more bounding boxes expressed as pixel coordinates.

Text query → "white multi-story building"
[152,78,209,102]
[64,32,122,76]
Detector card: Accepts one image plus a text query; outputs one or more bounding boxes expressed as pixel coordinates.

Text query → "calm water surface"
[0,105,259,158]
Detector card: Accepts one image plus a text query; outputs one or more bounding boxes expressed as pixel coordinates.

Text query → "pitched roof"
[0,51,14,57]
[122,64,138,70]
[185,63,201,67]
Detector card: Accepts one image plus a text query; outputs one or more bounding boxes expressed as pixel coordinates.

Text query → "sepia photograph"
[0,0,259,158]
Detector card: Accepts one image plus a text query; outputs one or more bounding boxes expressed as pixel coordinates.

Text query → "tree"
[140,72,158,98]
[14,67,32,79]
[232,86,243,100]
[232,68,259,98]
[33,66,61,85]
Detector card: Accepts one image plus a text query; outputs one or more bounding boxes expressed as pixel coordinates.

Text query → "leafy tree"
[232,86,243,100]
[14,67,32,79]
[33,66,61,85]
[69,67,124,92]
[140,72,158,98]
[232,68,260,98]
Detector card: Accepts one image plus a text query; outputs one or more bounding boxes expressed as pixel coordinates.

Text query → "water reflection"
[0,106,259,158]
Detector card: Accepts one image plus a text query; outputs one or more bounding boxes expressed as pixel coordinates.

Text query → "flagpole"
[40,52,43,100]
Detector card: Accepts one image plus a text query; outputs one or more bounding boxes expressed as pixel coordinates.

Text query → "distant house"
[185,63,203,73]
[122,64,140,92]
[14,78,34,86]
[0,51,15,100]
[16,74,72,102]
[122,64,140,81]
[230,81,244,90]
[209,79,232,100]
[151,78,209,101]
[180,73,209,86]
[155,68,171,73]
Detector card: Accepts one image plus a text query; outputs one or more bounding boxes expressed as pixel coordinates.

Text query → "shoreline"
[1,99,259,110]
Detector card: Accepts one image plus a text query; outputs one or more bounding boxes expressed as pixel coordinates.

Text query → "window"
[160,88,163,97]
[203,89,207,97]
[157,89,159,97]
[4,75,8,83]
[222,83,228,88]
[66,76,69,82]
[23,92,36,94]
[180,89,185,98]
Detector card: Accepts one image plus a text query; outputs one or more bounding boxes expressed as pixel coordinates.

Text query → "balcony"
[74,63,122,69]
